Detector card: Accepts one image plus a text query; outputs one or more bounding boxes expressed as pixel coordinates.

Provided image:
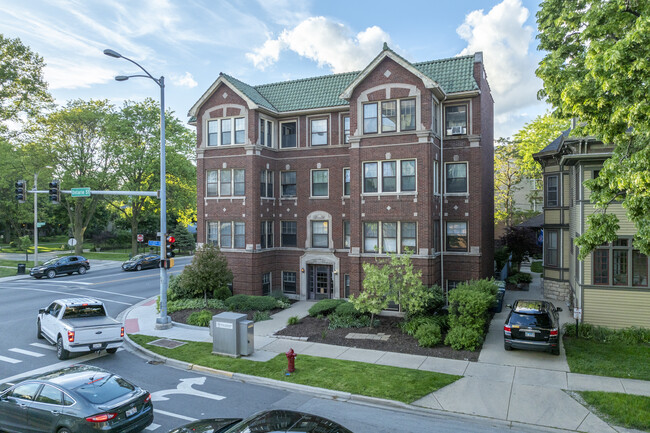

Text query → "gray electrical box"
[211,312,247,357]
[239,320,254,356]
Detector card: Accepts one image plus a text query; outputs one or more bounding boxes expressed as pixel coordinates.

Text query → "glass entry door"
[308,265,332,300]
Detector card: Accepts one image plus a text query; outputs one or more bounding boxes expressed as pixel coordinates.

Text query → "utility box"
[238,320,254,356]
[211,312,247,357]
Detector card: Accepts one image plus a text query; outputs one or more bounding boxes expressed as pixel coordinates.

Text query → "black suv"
[30,256,90,279]
[504,300,562,355]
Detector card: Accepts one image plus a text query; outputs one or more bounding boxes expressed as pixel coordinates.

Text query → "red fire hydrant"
[286,348,297,373]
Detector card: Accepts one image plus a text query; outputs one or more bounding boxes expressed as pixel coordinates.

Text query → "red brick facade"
[191,49,494,301]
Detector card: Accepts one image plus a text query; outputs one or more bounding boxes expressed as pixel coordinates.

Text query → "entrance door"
[308,265,332,300]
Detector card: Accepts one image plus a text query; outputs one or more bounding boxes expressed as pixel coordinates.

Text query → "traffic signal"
[166,235,176,258]
[48,180,60,204]
[15,180,26,203]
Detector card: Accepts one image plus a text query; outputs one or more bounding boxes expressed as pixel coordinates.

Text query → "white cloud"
[246,17,392,73]
[457,0,545,137]
[171,72,198,88]
[45,59,116,90]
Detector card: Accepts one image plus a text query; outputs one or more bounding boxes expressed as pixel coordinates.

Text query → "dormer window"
[445,105,467,136]
[363,98,416,135]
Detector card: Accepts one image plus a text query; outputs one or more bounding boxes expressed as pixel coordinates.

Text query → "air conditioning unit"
[448,126,465,135]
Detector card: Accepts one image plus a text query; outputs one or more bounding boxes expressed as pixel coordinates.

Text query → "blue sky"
[0,0,546,138]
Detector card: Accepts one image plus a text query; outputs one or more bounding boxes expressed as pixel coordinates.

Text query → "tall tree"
[494,138,523,228]
[537,0,650,256]
[0,34,52,135]
[33,99,117,254]
[513,113,570,180]
[108,99,196,255]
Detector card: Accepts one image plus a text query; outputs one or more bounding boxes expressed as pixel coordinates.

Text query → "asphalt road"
[0,258,554,433]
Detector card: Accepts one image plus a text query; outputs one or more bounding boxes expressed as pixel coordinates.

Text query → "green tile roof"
[220,53,479,113]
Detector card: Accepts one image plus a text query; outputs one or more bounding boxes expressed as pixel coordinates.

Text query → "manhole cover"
[148,338,186,349]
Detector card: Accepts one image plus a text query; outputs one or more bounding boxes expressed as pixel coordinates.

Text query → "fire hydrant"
[286,348,297,373]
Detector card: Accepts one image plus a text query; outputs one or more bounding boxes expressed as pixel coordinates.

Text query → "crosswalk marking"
[145,423,161,431]
[0,355,21,364]
[153,408,197,422]
[9,348,45,357]
[30,343,56,351]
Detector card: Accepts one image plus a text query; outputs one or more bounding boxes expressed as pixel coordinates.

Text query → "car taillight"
[120,327,125,337]
[144,393,151,404]
[550,329,558,336]
[67,330,75,342]
[86,412,117,422]
[504,325,511,333]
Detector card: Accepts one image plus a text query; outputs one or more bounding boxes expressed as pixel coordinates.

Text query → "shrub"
[334,301,361,317]
[225,294,278,311]
[308,299,346,317]
[213,285,232,301]
[420,285,445,315]
[253,311,271,322]
[167,298,226,313]
[287,316,300,325]
[168,273,193,300]
[444,326,484,351]
[564,323,650,344]
[447,287,494,333]
[507,272,532,285]
[327,313,376,330]
[187,310,213,327]
[415,323,442,347]
[401,315,448,336]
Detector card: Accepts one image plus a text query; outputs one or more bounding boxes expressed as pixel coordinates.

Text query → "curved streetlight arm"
[103,48,160,86]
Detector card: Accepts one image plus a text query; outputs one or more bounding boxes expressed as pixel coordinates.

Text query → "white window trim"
[433,160,440,196]
[260,169,274,199]
[308,116,330,146]
[206,169,246,198]
[362,221,417,255]
[282,271,297,293]
[280,220,298,247]
[259,115,275,148]
[260,220,274,249]
[340,113,351,144]
[262,272,272,295]
[444,102,471,137]
[310,169,329,199]
[206,116,247,146]
[279,119,299,149]
[206,221,246,250]
[362,159,417,195]
[444,161,469,196]
[362,97,417,135]
[445,221,468,253]
[280,170,297,198]
[343,167,351,197]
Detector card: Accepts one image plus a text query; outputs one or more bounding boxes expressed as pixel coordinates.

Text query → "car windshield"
[74,374,135,404]
[130,255,145,261]
[62,305,106,319]
[510,312,551,328]
[43,258,59,266]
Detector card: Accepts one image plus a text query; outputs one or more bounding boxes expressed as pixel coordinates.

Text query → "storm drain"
[147,338,186,349]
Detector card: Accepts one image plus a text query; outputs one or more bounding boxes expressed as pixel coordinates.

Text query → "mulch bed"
[275,315,480,361]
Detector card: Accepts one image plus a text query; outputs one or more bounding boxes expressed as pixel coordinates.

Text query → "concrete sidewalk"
[122,274,650,433]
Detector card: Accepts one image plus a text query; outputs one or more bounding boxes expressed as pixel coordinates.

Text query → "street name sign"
[71,187,91,197]
[148,240,161,247]
[37,222,46,228]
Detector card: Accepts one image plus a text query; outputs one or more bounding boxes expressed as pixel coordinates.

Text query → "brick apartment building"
[189,45,494,302]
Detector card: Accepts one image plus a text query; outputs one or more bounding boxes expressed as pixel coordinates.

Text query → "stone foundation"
[543,279,571,301]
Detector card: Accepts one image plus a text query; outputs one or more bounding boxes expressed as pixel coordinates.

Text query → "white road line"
[3,287,133,306]
[145,423,161,431]
[9,348,45,357]
[0,355,21,364]
[153,409,198,422]
[13,282,147,300]
[0,351,107,384]
[30,343,56,351]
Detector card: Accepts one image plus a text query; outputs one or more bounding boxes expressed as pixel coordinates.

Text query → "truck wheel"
[56,336,69,360]
[106,348,118,354]
[136,264,142,271]
[47,269,56,279]
[37,320,44,339]
[78,266,87,275]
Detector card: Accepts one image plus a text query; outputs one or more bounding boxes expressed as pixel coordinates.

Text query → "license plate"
[525,331,535,338]
[92,343,102,349]
[126,406,137,417]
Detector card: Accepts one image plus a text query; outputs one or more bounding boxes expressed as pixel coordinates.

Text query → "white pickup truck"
[36,298,124,360]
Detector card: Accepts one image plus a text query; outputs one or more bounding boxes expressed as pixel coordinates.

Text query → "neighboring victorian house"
[188,44,494,303]
[534,132,650,329]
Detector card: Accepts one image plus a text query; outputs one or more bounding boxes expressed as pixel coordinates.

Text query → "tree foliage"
[537,0,650,255]
[513,114,570,180]
[351,253,433,327]
[180,244,233,306]
[494,138,522,227]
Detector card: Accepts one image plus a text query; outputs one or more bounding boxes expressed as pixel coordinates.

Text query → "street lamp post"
[104,48,171,329]
[33,166,52,267]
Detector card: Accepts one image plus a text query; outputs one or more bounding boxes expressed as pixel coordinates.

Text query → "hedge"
[308,299,347,317]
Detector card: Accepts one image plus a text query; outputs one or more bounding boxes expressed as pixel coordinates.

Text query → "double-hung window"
[311,119,328,146]
[281,171,296,197]
[363,104,378,134]
[260,170,273,198]
[260,221,273,249]
[546,175,559,207]
[208,120,219,146]
[363,98,416,134]
[311,170,328,197]
[207,169,245,197]
[401,222,417,253]
[446,222,467,252]
[220,222,232,248]
[343,168,351,196]
[445,162,468,194]
[234,222,245,249]
[280,121,297,148]
[207,222,219,246]
[445,105,467,135]
[207,170,219,196]
[381,101,397,132]
[260,118,273,147]
[343,115,350,144]
[221,119,231,145]
[363,221,417,254]
[282,271,297,294]
[262,272,271,296]
[382,222,397,253]
[220,170,231,196]
[233,169,245,196]
[400,99,416,131]
[281,221,297,247]
[207,118,245,146]
[207,221,246,249]
[343,221,350,248]
[311,221,329,248]
[545,230,559,267]
[363,159,416,193]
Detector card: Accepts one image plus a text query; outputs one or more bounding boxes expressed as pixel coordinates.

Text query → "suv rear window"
[509,312,551,328]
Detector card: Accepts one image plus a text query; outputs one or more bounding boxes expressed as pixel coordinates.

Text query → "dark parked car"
[504,299,563,355]
[168,409,352,433]
[121,253,160,271]
[30,256,90,279]
[0,365,153,433]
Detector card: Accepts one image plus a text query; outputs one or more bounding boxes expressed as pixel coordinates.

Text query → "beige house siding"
[545,268,561,280]
[583,287,650,329]
[584,255,592,285]
[583,204,634,235]
[546,210,562,225]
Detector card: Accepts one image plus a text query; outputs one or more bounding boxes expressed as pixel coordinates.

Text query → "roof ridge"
[254,69,360,89]
[413,54,475,66]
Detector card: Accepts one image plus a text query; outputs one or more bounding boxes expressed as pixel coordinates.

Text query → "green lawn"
[563,335,650,381]
[530,261,543,273]
[62,252,130,261]
[129,334,459,403]
[0,267,20,278]
[578,391,650,432]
